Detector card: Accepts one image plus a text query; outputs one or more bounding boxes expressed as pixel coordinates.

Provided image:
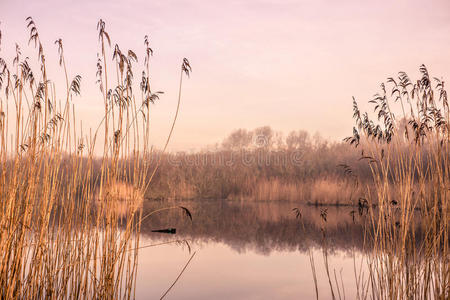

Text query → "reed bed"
[142,144,370,202]
[308,66,449,300]
[139,130,437,204]
[0,18,190,299]
[351,66,448,299]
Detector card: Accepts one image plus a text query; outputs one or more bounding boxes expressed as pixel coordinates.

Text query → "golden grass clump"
[309,178,358,206]
[95,181,144,218]
[0,17,190,299]
[249,179,305,202]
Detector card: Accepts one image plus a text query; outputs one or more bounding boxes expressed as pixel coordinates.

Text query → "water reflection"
[132,200,425,299]
[138,200,366,255]
[135,239,361,300]
[133,200,373,299]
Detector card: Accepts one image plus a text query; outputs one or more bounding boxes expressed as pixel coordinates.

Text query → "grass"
[0,17,190,298]
[304,65,449,300]
[351,66,448,299]
[140,145,371,203]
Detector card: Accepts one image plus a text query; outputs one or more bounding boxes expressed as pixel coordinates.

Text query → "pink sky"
[1,0,450,150]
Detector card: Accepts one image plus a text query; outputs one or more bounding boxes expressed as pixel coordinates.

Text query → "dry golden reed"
[307,66,449,300]
[0,17,190,299]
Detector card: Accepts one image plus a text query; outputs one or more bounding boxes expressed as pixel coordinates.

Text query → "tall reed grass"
[0,18,190,298]
[314,65,449,300]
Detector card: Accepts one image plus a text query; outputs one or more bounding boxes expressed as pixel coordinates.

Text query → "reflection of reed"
[130,200,422,256]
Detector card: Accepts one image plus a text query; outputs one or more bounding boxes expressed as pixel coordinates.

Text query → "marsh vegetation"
[0,18,191,298]
[339,65,449,299]
[0,17,448,300]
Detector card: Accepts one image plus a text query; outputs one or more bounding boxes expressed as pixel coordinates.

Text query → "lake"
[133,200,371,299]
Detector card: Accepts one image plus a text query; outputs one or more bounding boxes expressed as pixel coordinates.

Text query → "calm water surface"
[134,200,368,299]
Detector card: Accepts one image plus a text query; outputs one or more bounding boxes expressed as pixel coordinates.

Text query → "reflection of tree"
[136,201,427,256]
[136,201,369,255]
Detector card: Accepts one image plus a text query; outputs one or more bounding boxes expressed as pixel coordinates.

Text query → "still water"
[133,200,368,299]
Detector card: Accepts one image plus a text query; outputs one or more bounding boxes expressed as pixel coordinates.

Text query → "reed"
[0,18,190,298]
[303,66,448,300]
[345,65,449,299]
